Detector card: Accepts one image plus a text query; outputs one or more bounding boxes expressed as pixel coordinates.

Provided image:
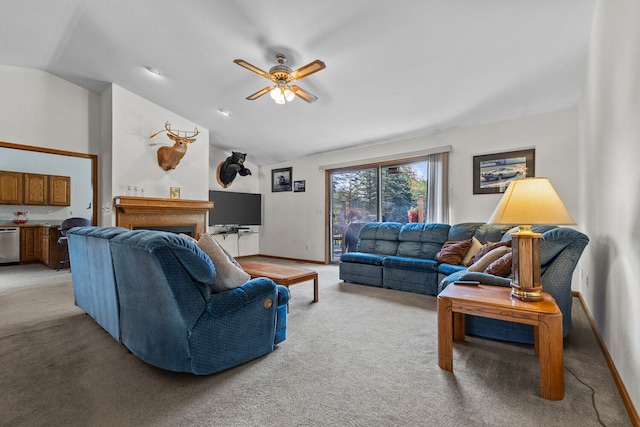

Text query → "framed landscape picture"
[294,180,306,192]
[272,167,292,192]
[473,148,535,194]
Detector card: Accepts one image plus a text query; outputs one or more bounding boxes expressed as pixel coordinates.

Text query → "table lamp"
[487,177,575,301]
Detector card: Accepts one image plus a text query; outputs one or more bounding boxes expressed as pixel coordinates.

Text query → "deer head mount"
[150,121,199,171]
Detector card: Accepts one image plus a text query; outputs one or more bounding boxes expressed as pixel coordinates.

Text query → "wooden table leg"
[538,312,563,400]
[313,275,318,303]
[438,297,453,371]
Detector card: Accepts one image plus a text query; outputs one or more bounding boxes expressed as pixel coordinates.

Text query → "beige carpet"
[0,261,632,426]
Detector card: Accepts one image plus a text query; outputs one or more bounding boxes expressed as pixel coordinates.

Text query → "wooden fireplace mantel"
[114,196,213,239]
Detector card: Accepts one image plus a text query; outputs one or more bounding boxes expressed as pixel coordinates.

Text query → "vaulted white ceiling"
[0,0,595,166]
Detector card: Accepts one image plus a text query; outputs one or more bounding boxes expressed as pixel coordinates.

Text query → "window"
[328,153,448,262]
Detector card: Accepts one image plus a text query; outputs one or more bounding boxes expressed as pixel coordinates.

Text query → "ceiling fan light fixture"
[284,87,295,102]
[270,86,281,101]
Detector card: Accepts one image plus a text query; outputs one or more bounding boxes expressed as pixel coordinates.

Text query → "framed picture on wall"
[473,148,535,194]
[170,186,181,199]
[272,167,292,192]
[294,180,306,192]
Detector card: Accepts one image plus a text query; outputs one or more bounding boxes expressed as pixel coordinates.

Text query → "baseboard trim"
[240,254,326,265]
[573,291,639,426]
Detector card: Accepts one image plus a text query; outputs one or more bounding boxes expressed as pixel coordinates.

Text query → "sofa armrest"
[206,277,277,317]
[439,270,512,294]
[458,271,512,287]
[276,285,290,306]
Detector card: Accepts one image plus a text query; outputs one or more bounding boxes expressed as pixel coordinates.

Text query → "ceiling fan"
[233,53,326,104]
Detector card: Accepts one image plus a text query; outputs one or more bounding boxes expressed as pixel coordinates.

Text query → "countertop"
[0,221,63,228]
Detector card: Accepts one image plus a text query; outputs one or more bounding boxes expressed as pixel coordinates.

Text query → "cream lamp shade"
[487,177,574,301]
[487,177,575,227]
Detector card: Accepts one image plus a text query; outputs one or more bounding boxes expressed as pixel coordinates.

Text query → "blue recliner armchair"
[68,227,289,375]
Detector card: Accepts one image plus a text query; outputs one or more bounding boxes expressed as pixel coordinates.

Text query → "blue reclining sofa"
[339,222,589,344]
[67,226,289,375]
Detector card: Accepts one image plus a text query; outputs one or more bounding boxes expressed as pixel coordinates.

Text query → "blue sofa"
[67,227,289,375]
[339,222,589,344]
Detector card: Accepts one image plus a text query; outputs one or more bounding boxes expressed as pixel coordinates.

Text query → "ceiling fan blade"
[290,85,318,103]
[290,60,326,80]
[246,86,273,100]
[233,59,271,79]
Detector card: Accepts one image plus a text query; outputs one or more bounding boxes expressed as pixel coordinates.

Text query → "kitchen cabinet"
[0,171,23,204]
[24,173,49,205]
[0,171,71,206]
[48,175,71,206]
[20,226,39,262]
[39,226,65,269]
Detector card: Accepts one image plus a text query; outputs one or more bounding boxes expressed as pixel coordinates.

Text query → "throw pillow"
[197,233,250,292]
[467,246,511,272]
[469,240,511,265]
[435,239,473,265]
[485,251,513,277]
[461,236,483,266]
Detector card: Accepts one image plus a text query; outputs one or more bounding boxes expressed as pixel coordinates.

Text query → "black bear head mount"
[217,152,252,188]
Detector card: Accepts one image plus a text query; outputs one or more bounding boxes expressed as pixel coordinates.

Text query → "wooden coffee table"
[437,283,563,400]
[239,260,318,303]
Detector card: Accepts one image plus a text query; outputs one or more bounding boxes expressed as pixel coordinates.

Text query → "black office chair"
[57,217,91,271]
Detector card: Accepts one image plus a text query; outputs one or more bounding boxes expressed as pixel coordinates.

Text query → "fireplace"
[133,225,195,237]
[114,196,213,239]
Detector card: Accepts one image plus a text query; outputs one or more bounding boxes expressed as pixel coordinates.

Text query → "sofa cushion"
[397,223,450,259]
[435,239,473,265]
[382,256,438,273]
[340,251,386,266]
[356,222,403,255]
[485,252,512,277]
[197,233,250,292]
[437,262,467,276]
[469,240,511,265]
[467,246,511,272]
[447,223,483,241]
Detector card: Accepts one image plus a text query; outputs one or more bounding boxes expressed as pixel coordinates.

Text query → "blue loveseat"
[67,227,289,375]
[339,222,589,344]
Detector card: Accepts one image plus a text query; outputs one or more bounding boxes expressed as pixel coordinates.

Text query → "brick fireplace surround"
[113,196,213,239]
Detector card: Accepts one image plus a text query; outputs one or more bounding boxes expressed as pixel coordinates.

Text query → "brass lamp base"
[510,284,543,302]
[510,225,543,302]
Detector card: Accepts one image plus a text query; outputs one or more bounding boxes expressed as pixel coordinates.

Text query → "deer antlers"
[151,121,199,171]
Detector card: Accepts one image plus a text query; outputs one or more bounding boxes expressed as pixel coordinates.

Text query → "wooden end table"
[437,283,563,400]
[239,260,318,303]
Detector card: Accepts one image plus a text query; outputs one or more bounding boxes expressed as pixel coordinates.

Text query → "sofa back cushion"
[397,223,450,259]
[356,222,403,255]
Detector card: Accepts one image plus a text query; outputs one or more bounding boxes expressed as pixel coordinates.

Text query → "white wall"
[259,108,579,262]
[580,0,640,413]
[103,85,210,225]
[0,65,97,154]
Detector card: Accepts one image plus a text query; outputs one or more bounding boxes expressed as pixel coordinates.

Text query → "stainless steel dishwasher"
[0,227,20,264]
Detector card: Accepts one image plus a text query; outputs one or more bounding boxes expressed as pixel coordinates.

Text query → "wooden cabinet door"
[24,173,48,205]
[20,227,39,262]
[0,171,23,204]
[49,175,71,206]
[39,227,51,266]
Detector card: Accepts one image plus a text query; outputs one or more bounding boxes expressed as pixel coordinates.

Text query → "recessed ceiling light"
[218,108,232,117]
[145,66,162,76]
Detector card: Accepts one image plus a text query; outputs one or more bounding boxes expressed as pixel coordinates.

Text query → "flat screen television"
[208,190,262,226]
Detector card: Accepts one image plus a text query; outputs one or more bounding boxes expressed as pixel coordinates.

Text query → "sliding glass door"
[329,160,428,262]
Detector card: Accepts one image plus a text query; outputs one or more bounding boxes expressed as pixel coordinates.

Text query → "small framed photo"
[272,167,292,192]
[473,149,535,194]
[294,180,306,192]
[169,186,181,199]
